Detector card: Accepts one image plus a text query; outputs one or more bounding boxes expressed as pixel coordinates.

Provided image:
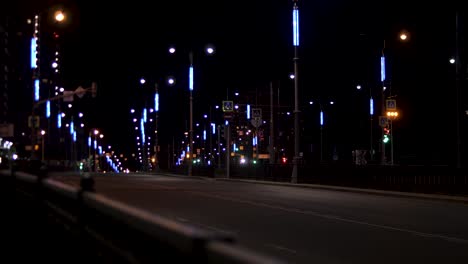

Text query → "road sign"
[28,115,40,128]
[386,99,396,111]
[75,86,86,98]
[379,116,388,127]
[0,123,14,137]
[63,90,74,102]
[251,118,262,128]
[252,108,262,119]
[222,101,234,112]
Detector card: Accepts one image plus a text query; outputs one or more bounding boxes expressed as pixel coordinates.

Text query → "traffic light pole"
[390,120,394,166]
[225,122,230,178]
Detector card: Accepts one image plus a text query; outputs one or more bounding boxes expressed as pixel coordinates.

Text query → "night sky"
[7,0,466,165]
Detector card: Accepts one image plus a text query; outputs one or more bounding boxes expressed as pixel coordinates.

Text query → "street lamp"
[356,84,375,161]
[28,7,68,161]
[54,10,65,22]
[92,129,100,172]
[169,44,215,176]
[380,32,408,165]
[311,100,334,162]
[40,130,46,161]
[154,83,160,171]
[291,0,301,183]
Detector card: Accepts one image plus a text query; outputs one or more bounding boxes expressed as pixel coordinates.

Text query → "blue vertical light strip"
[140,118,145,144]
[34,79,40,101]
[225,120,229,126]
[247,104,251,119]
[143,108,147,123]
[30,38,37,69]
[189,66,194,91]
[203,130,206,141]
[57,113,62,128]
[320,111,324,126]
[46,100,50,118]
[370,97,374,116]
[155,93,159,112]
[253,136,257,146]
[293,8,299,47]
[211,123,215,134]
[98,146,102,155]
[73,131,77,142]
[233,143,237,152]
[88,136,91,147]
[380,56,386,82]
[70,120,74,135]
[94,139,97,150]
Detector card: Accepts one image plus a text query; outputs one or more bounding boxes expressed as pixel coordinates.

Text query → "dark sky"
[9,0,466,164]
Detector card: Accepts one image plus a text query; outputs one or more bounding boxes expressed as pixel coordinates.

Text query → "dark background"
[3,0,466,166]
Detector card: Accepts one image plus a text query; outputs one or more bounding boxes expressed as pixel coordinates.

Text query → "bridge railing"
[1,166,284,264]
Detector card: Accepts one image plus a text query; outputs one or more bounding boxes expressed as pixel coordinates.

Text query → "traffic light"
[383,135,390,143]
[386,111,399,118]
[383,127,390,144]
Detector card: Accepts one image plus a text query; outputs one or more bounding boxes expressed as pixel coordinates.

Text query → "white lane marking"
[149,184,468,245]
[176,217,189,222]
[70,179,468,246]
[265,244,298,255]
[175,217,236,236]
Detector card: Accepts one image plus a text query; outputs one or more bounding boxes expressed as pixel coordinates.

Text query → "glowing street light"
[167,76,175,86]
[54,11,65,22]
[399,32,408,41]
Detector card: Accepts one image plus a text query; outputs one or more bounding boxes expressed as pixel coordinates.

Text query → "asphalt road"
[52,173,468,264]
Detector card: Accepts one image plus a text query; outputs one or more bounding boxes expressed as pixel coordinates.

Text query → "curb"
[153,172,213,181]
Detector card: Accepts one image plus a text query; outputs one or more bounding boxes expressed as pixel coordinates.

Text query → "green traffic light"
[383,135,390,143]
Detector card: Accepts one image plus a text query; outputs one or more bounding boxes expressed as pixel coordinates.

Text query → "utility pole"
[269,82,275,164]
[455,10,462,168]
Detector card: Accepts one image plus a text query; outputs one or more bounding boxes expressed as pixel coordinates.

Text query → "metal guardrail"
[1,167,285,264]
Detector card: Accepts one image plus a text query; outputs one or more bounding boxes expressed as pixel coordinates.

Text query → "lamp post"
[92,129,99,172]
[380,32,408,165]
[310,100,334,162]
[154,83,160,171]
[40,130,46,161]
[169,45,215,176]
[356,84,375,161]
[291,0,301,183]
[380,41,387,165]
[29,9,67,160]
[455,10,462,169]
[189,52,194,176]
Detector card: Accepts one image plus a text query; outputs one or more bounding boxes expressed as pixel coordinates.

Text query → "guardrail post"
[80,172,95,193]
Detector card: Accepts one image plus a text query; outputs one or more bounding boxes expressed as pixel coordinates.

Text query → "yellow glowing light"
[55,11,65,22]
